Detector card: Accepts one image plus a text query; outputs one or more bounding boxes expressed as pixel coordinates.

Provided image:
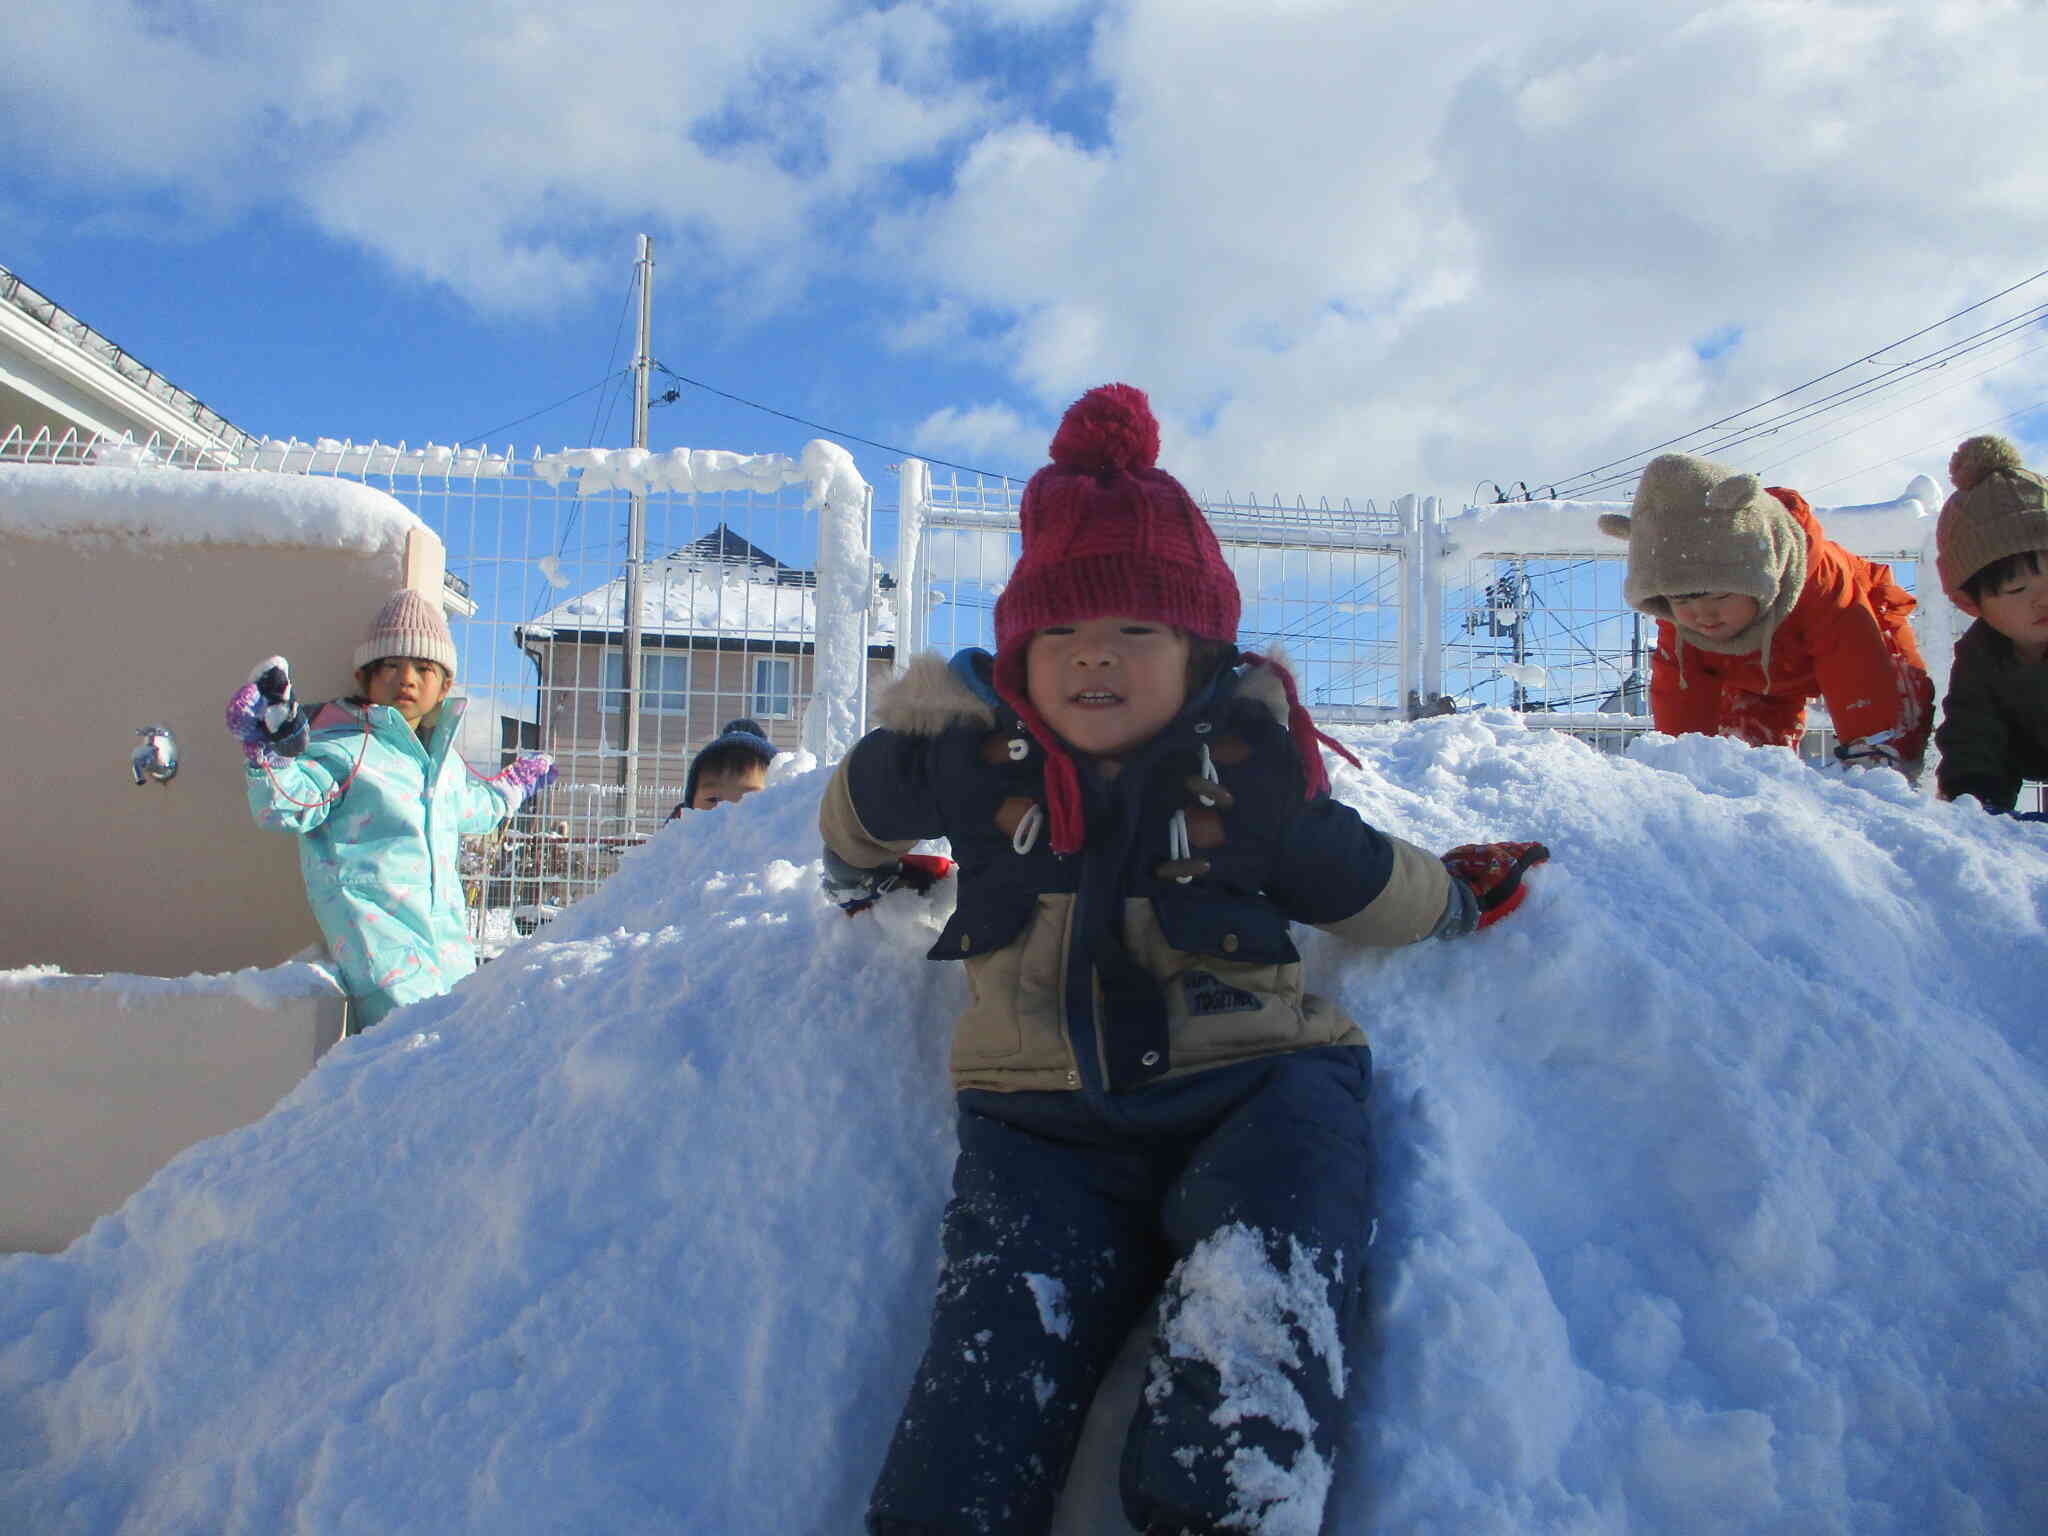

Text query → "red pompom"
[1047,382,1160,473]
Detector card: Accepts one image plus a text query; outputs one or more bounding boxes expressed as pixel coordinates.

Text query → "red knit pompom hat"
[991,384,1353,854]
[993,383,1241,657]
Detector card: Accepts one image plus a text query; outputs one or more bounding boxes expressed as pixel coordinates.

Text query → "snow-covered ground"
[2,713,2044,1535]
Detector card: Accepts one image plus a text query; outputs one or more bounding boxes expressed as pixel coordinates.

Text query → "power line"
[588,268,640,449]
[1535,266,2048,499]
[1802,390,2048,494]
[651,363,1025,483]
[1563,298,2048,500]
[1647,303,2047,480]
[459,373,629,448]
[1748,336,2048,484]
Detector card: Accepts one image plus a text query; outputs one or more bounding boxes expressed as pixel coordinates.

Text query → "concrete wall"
[1,489,445,977]
[0,468,463,1252]
[0,967,347,1253]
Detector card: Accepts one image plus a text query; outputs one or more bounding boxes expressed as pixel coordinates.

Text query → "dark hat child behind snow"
[681,718,778,811]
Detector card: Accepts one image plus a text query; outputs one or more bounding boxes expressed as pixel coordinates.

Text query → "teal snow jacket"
[246,696,517,1030]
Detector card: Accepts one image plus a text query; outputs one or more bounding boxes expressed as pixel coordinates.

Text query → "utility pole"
[619,235,653,835]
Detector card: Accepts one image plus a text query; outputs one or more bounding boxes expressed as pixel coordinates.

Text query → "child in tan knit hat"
[1600,452,1934,772]
[1930,434,2048,813]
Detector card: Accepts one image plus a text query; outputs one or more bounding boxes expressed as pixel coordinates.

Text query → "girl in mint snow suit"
[227,589,555,1032]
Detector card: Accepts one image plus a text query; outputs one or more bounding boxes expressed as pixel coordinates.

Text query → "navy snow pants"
[867,1044,1375,1536]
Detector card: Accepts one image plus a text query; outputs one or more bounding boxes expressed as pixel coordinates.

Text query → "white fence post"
[1396,494,1419,716]
[897,457,930,671]
[803,453,874,765]
[1419,495,1445,713]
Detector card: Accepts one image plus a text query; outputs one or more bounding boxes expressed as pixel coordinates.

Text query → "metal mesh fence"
[10,428,2038,952]
[905,467,1414,721]
[1439,545,1928,764]
[0,428,883,950]
[379,456,876,947]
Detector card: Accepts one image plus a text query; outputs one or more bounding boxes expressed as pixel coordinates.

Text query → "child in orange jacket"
[1599,452,1933,772]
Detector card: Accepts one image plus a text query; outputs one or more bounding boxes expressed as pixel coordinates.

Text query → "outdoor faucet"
[131,724,179,786]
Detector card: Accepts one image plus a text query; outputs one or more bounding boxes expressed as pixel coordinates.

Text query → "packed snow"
[0,961,342,1007]
[0,465,421,552]
[2,712,2044,1535]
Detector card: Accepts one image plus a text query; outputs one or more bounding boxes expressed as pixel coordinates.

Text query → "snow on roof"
[0,463,423,553]
[527,522,898,644]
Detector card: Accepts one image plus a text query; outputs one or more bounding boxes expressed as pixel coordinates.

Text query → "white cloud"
[875,0,2048,502]
[8,0,2046,503]
[3,0,998,311]
[910,400,1042,468]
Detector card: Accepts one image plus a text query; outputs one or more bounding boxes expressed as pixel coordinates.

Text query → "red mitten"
[891,853,956,894]
[1441,841,1550,929]
[823,852,957,916]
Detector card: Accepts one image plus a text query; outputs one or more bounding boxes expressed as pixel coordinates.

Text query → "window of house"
[601,650,691,714]
[751,656,795,718]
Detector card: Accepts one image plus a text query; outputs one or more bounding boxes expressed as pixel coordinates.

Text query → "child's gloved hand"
[1833,734,1903,770]
[226,656,309,767]
[1833,735,1922,782]
[822,850,956,916]
[1441,841,1550,929]
[495,753,558,802]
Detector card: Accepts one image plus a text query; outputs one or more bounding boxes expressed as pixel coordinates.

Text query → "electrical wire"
[1550,268,2048,490]
[458,373,629,449]
[1745,337,2048,488]
[1561,300,2048,500]
[1666,305,2048,473]
[652,363,1025,483]
[1802,391,2048,494]
[1537,266,2048,499]
[1745,348,2046,479]
[589,270,640,448]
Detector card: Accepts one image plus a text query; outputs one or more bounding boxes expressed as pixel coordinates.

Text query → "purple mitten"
[227,657,308,766]
[226,681,280,768]
[495,753,557,803]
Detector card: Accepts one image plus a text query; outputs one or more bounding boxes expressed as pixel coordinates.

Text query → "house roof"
[0,262,261,455]
[517,523,897,647]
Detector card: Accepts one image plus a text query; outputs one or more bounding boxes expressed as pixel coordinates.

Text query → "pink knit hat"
[354,588,458,678]
[992,384,1351,853]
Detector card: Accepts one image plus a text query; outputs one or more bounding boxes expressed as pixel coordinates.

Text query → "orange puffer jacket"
[1647,488,1934,758]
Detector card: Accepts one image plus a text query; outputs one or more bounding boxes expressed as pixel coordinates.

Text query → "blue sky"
[5,0,2046,510]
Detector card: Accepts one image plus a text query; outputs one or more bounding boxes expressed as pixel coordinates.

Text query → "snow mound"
[3,714,2045,1535]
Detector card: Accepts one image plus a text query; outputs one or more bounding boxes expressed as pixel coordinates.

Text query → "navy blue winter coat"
[820,652,1456,1095]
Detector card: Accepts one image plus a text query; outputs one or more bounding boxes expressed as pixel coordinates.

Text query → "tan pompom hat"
[1934,435,2048,604]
